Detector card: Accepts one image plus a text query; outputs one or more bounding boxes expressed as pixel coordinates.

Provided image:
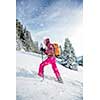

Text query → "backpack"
[53,43,61,57]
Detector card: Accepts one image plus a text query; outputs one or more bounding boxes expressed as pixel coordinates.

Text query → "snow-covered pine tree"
[62,38,77,70]
[16,19,24,51]
[16,19,39,53]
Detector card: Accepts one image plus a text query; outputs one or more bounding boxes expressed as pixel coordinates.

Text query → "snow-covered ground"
[16,51,83,100]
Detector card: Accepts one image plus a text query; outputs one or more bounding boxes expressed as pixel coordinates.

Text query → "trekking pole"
[40,43,43,62]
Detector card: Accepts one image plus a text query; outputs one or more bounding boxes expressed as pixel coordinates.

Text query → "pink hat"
[44,38,50,45]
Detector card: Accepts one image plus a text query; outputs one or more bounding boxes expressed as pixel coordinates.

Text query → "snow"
[16,51,83,100]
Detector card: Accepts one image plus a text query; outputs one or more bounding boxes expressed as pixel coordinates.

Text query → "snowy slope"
[16,51,83,100]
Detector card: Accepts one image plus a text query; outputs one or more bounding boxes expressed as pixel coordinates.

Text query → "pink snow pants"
[38,57,61,79]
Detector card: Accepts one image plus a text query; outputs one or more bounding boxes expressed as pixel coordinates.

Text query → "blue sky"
[16,0,83,56]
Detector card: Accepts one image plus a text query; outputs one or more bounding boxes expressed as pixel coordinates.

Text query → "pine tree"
[16,19,39,52]
[62,38,77,70]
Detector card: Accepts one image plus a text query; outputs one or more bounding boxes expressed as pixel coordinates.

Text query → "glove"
[40,47,46,52]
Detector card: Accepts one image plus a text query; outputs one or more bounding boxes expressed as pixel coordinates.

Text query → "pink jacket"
[44,43,55,57]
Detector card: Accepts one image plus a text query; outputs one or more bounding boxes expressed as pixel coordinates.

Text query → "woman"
[38,38,63,83]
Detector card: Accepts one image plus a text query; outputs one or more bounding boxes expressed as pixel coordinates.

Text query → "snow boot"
[57,77,63,84]
[36,75,44,82]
